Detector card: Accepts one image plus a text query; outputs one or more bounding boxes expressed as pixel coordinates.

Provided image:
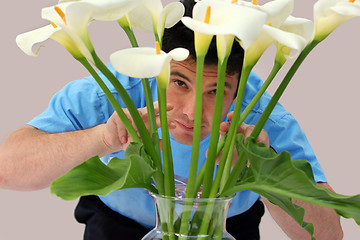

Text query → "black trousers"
[75,195,264,240]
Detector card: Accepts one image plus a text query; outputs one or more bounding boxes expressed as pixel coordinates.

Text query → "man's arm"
[220,113,343,239]
[0,102,170,191]
[263,182,343,240]
[0,124,111,191]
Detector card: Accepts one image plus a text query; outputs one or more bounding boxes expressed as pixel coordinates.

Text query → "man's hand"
[216,111,270,168]
[220,111,270,147]
[102,101,175,153]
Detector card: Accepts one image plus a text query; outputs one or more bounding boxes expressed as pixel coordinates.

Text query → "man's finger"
[220,121,230,138]
[227,111,234,121]
[153,101,160,115]
[155,115,176,129]
[152,101,174,115]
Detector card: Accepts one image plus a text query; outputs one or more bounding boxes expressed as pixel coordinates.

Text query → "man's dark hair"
[162,0,245,76]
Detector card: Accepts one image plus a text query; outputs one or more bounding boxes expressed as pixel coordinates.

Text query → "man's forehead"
[170,60,238,79]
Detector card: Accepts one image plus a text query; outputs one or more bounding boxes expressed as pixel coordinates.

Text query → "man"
[0,0,342,239]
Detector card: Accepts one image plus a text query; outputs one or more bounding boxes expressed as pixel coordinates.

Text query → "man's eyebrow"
[210,81,233,89]
[170,71,190,82]
[171,71,234,89]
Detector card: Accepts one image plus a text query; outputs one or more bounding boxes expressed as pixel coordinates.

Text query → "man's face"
[166,58,239,145]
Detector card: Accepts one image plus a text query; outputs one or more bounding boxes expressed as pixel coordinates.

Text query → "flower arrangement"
[15,0,360,239]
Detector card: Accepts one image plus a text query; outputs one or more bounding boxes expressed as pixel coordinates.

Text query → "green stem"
[119,21,159,138]
[222,41,320,195]
[120,18,170,238]
[186,55,206,198]
[158,87,175,197]
[209,65,253,198]
[240,61,283,123]
[177,56,206,239]
[251,40,319,139]
[143,78,161,159]
[219,135,236,192]
[195,63,252,239]
[197,199,216,240]
[121,26,139,48]
[218,61,283,193]
[194,163,206,198]
[221,151,247,196]
[91,51,165,194]
[77,57,140,142]
[119,20,158,136]
[201,58,228,199]
[119,21,162,166]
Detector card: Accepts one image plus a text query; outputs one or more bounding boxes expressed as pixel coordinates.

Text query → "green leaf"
[222,135,360,238]
[50,142,157,200]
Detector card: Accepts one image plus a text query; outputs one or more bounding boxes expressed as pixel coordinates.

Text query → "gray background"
[1,0,359,239]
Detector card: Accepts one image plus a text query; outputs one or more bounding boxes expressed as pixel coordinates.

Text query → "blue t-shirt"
[28,64,326,228]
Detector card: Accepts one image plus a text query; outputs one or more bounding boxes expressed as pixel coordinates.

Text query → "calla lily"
[109,46,189,88]
[275,16,313,63]
[17,2,95,62]
[128,0,185,42]
[17,0,141,63]
[57,0,140,21]
[237,0,311,67]
[181,0,267,51]
[313,0,360,41]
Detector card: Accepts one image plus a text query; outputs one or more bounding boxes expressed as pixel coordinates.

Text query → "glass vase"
[142,192,235,240]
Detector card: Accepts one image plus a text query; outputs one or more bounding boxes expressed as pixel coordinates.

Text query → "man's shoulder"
[62,64,157,99]
[243,71,291,124]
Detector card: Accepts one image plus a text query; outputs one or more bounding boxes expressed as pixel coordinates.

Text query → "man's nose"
[182,93,197,121]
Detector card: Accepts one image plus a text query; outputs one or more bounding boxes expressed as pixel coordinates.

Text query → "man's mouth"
[175,120,194,132]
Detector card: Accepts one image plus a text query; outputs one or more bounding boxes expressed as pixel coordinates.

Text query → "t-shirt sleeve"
[266,113,327,183]
[235,71,327,183]
[27,77,108,133]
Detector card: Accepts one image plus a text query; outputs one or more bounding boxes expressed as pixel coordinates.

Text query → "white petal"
[157,62,170,88]
[245,30,275,66]
[181,1,267,50]
[42,3,95,60]
[42,4,70,26]
[314,0,342,21]
[314,0,360,40]
[216,35,235,63]
[16,25,58,56]
[157,2,184,40]
[62,3,94,34]
[281,16,314,43]
[50,28,94,62]
[263,25,307,52]
[314,0,360,21]
[237,0,294,27]
[331,2,360,16]
[110,48,171,78]
[129,0,163,32]
[41,3,91,39]
[87,0,140,21]
[140,0,163,16]
[168,48,189,61]
[261,0,294,26]
[58,0,79,2]
[162,2,185,28]
[129,6,155,31]
[57,0,140,21]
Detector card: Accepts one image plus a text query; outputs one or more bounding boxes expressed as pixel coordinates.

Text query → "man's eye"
[209,89,217,95]
[174,80,186,88]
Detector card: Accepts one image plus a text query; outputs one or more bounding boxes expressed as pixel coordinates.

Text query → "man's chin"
[171,135,193,145]
[170,129,209,145]
[169,129,193,145]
